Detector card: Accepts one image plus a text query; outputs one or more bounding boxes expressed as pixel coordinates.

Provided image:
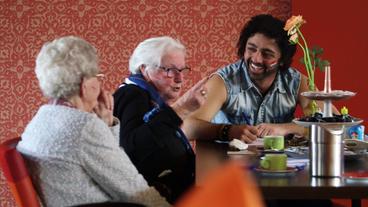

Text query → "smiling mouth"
[249,61,265,73]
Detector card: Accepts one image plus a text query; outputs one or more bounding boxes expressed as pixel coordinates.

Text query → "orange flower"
[284,15,312,87]
[284,15,306,35]
[284,15,330,115]
[289,33,299,44]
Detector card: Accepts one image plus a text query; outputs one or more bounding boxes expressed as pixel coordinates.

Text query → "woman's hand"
[172,77,208,120]
[94,89,114,126]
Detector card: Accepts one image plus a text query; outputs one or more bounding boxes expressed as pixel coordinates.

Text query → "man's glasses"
[158,66,191,78]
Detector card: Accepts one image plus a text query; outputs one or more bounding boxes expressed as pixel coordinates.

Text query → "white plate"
[344,172,368,184]
[301,90,356,100]
[345,139,368,151]
[254,166,297,173]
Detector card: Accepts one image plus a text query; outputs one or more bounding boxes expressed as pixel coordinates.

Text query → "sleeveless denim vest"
[212,59,301,125]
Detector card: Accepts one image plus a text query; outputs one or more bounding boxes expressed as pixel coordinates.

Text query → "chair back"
[175,161,264,207]
[0,137,40,207]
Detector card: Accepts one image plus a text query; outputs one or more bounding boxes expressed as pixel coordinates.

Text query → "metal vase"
[310,124,344,177]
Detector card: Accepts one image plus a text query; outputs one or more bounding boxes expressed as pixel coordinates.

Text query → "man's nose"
[252,51,263,63]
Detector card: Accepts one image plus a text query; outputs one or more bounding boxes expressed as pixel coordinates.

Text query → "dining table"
[195,140,368,207]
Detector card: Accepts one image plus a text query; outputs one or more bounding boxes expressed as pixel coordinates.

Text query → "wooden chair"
[175,161,264,207]
[0,138,147,207]
[0,137,40,207]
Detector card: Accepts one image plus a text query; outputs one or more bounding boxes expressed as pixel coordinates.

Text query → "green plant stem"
[297,41,314,91]
[297,41,311,81]
[297,28,315,91]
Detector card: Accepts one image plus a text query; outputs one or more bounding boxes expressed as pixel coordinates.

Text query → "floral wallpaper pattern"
[0,0,290,205]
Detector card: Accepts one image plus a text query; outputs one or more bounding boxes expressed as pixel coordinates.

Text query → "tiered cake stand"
[293,66,363,177]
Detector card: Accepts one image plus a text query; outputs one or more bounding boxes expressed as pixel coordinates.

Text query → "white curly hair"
[35,36,99,99]
[128,36,186,74]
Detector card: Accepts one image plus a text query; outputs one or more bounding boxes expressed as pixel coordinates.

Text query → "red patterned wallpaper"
[0,0,290,206]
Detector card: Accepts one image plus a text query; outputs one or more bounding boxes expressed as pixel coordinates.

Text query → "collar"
[48,98,75,108]
[240,60,253,91]
[275,70,286,93]
[123,73,166,107]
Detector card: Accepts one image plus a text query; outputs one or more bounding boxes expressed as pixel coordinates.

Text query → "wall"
[291,0,368,126]
[292,3,368,206]
[0,0,290,206]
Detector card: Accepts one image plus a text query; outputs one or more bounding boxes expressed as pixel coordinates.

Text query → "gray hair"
[35,36,99,99]
[129,36,186,74]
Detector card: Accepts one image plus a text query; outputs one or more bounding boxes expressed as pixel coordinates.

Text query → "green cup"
[260,153,287,171]
[263,135,284,150]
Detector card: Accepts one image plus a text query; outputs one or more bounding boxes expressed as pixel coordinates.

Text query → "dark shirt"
[113,84,195,203]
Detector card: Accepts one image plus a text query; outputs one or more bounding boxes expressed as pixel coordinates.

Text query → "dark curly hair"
[237,14,296,71]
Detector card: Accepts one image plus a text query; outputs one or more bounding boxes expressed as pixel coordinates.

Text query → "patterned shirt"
[212,59,301,125]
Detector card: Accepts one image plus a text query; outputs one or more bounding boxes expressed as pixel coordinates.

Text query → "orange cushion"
[176,161,264,207]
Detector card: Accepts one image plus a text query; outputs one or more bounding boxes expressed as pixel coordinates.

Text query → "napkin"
[229,139,248,150]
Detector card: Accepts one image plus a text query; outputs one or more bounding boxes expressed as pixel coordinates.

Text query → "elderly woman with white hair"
[113,36,207,203]
[16,36,170,207]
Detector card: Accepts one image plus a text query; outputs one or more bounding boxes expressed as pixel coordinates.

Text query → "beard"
[246,59,278,81]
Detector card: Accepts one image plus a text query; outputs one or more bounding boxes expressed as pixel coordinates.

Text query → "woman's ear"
[79,78,87,98]
[140,65,151,81]
[139,64,146,74]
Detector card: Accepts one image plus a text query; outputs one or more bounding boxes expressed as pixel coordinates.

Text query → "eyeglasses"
[158,66,191,78]
[95,73,105,82]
